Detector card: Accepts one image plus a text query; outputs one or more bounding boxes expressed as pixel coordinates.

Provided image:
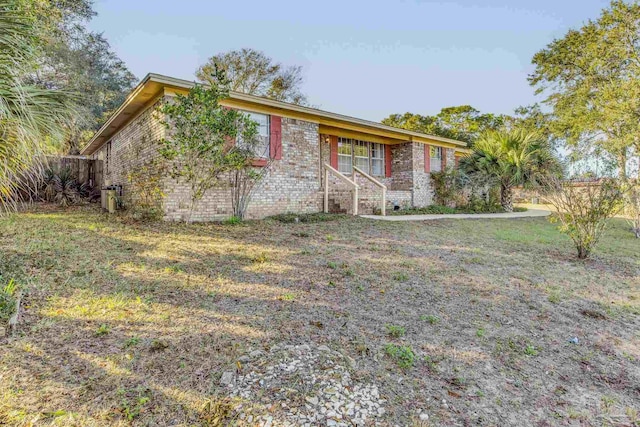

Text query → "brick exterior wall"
[92,98,459,220]
[92,97,166,211]
[163,117,323,221]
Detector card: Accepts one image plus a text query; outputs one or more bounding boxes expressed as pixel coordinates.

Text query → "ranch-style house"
[81,73,469,220]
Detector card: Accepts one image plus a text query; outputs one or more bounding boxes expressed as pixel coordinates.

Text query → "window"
[353,140,369,174]
[239,111,270,158]
[371,143,385,176]
[336,138,386,176]
[337,138,352,174]
[430,146,442,172]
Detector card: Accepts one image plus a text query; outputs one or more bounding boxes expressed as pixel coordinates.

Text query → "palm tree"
[0,1,75,212]
[461,129,559,212]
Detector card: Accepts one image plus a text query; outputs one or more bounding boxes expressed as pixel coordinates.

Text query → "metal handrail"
[323,163,359,215]
[353,166,387,216]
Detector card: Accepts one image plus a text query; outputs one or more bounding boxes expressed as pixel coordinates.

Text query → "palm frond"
[0,0,77,212]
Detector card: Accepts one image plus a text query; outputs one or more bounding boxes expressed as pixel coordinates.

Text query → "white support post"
[353,186,358,216]
[324,168,329,213]
[382,187,386,216]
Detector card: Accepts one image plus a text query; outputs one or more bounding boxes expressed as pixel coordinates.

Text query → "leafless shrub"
[542,177,625,259]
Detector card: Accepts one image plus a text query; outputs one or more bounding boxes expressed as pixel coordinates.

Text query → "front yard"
[0,206,638,426]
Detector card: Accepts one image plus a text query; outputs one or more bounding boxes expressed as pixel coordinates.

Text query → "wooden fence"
[45,155,103,188]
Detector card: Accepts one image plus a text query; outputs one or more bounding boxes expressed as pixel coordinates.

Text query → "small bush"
[223,216,242,225]
[420,314,439,325]
[164,265,184,274]
[126,160,166,221]
[0,278,18,323]
[392,271,409,281]
[95,324,110,336]
[524,344,539,356]
[268,212,341,223]
[117,387,152,421]
[390,204,526,216]
[543,177,624,259]
[150,338,169,351]
[124,336,141,348]
[430,168,466,206]
[251,252,269,264]
[385,324,406,338]
[42,167,82,206]
[384,343,415,369]
[279,293,295,301]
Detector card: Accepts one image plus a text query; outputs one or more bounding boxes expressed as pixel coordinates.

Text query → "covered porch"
[317,130,464,216]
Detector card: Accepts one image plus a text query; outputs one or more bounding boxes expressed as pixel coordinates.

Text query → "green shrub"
[126,160,166,221]
[384,343,415,369]
[268,212,342,223]
[124,336,141,348]
[0,278,18,323]
[95,324,110,336]
[117,387,152,421]
[223,215,242,225]
[390,204,527,216]
[392,271,409,281]
[385,324,406,338]
[420,314,439,325]
[430,168,466,206]
[41,167,83,206]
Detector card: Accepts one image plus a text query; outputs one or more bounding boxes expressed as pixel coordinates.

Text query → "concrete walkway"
[361,209,551,221]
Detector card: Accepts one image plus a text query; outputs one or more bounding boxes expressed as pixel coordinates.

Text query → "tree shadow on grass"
[2,206,639,426]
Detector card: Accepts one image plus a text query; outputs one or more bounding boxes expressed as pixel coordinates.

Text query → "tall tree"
[382,106,506,145]
[529,0,640,181]
[0,0,76,211]
[30,31,137,153]
[196,48,307,105]
[25,0,136,153]
[461,130,560,212]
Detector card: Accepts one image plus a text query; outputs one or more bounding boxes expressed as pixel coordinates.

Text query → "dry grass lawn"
[0,205,639,426]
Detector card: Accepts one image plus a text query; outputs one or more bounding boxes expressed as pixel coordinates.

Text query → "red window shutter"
[441,148,447,170]
[455,155,460,168]
[424,145,431,173]
[329,135,338,169]
[269,115,282,160]
[385,145,392,177]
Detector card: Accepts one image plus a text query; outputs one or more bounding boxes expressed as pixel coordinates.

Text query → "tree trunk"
[577,245,590,259]
[501,183,513,212]
[618,148,628,182]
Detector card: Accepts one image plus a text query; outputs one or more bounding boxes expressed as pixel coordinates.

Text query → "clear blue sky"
[89,0,609,121]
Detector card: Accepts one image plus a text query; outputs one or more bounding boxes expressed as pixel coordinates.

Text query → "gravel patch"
[221,343,387,426]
